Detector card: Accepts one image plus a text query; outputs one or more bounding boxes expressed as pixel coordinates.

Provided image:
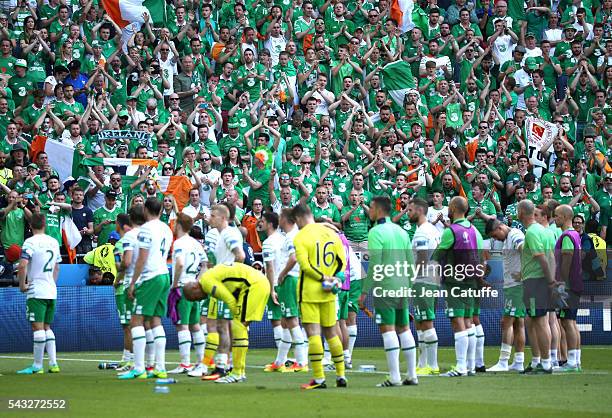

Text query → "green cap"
[228,121,239,129]
[118,109,129,118]
[525,57,538,70]
[525,32,536,39]
[127,95,137,101]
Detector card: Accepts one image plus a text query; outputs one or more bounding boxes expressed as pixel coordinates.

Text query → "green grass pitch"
[1,347,612,418]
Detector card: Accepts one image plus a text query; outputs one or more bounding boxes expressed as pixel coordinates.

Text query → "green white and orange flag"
[101,0,166,28]
[81,157,159,168]
[157,176,193,211]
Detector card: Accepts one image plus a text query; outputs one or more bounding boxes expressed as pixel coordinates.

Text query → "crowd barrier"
[1,259,611,353]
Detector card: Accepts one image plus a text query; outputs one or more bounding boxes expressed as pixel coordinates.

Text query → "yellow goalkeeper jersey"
[293,223,346,303]
[198,263,268,312]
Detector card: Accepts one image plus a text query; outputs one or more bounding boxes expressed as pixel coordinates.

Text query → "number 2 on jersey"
[43,250,55,273]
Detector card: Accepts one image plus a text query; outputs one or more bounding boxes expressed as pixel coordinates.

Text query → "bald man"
[553,205,583,372]
[433,196,486,377]
[517,200,556,374]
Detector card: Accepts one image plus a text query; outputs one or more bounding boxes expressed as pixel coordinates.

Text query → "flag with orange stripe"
[101,0,166,28]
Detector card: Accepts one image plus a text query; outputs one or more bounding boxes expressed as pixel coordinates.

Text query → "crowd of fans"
[0,0,609,266]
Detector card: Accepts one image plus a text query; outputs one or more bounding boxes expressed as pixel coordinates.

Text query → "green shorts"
[413,282,437,321]
[177,290,201,325]
[267,285,282,321]
[348,280,362,313]
[200,297,210,317]
[375,307,410,327]
[444,281,475,319]
[26,298,56,323]
[115,293,133,325]
[133,274,171,318]
[473,296,481,317]
[504,285,526,318]
[337,290,349,321]
[278,275,299,318]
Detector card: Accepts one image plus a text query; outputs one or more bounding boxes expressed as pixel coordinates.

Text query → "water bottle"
[154,386,170,394]
[156,378,178,384]
[98,362,119,370]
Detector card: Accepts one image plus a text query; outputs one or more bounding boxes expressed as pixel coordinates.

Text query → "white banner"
[526,117,558,177]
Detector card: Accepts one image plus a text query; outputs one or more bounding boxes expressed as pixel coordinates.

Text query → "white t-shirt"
[158,52,178,95]
[489,227,524,288]
[136,219,173,282]
[121,227,140,286]
[21,234,61,300]
[281,226,300,277]
[215,226,243,265]
[513,68,533,110]
[492,35,515,66]
[196,169,221,207]
[264,35,287,66]
[262,230,285,285]
[412,221,441,284]
[182,204,211,232]
[427,206,449,235]
[173,235,207,286]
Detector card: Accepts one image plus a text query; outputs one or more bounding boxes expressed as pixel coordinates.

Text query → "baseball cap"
[91,40,101,47]
[105,190,118,199]
[118,109,129,118]
[63,176,77,191]
[27,163,38,170]
[108,231,120,242]
[15,59,27,68]
[54,65,69,74]
[11,143,27,152]
[127,95,137,101]
[525,57,538,70]
[525,32,536,39]
[68,60,81,70]
[514,45,526,54]
[563,25,577,32]
[228,121,239,129]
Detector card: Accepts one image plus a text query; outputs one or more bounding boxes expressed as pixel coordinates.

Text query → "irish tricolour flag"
[381,60,417,108]
[101,0,166,28]
[390,0,415,33]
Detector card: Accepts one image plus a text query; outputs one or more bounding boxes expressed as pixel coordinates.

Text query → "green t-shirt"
[8,74,35,108]
[467,197,498,237]
[93,205,122,245]
[1,207,26,249]
[248,166,271,206]
[521,222,556,280]
[309,200,341,224]
[341,205,369,242]
[365,217,414,296]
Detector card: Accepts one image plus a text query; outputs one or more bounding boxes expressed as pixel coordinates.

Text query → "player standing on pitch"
[485,219,526,372]
[361,196,418,387]
[120,198,173,380]
[292,203,347,390]
[169,214,208,374]
[434,196,485,377]
[409,198,441,376]
[17,213,62,375]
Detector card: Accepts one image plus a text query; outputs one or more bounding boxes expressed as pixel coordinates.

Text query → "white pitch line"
[0,355,608,376]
